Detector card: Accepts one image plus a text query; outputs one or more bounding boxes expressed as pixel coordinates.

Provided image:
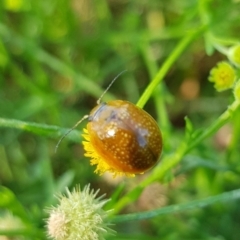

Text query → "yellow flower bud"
[209,61,236,92]
[228,44,240,67]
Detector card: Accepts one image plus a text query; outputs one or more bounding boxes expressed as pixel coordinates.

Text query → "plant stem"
[0,117,81,143]
[111,187,240,223]
[136,26,205,109]
[187,100,240,153]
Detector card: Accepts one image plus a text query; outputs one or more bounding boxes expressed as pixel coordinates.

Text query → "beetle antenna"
[97,69,127,105]
[56,70,127,153]
[55,115,89,153]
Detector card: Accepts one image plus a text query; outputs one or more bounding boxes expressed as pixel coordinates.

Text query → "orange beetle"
[82,100,162,177]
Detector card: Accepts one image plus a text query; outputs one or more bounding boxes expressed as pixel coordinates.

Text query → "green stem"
[0,117,81,143]
[211,35,240,46]
[187,100,240,153]
[212,43,229,55]
[139,43,171,134]
[111,187,240,223]
[136,26,205,108]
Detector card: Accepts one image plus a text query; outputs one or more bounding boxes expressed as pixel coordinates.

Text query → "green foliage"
[0,0,240,239]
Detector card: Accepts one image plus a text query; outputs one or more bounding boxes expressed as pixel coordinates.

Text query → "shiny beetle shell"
[87,100,163,174]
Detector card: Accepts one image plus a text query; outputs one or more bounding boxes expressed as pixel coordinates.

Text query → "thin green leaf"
[111,188,240,223]
[0,117,81,143]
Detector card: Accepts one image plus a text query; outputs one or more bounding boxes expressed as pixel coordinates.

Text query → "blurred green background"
[0,0,240,239]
